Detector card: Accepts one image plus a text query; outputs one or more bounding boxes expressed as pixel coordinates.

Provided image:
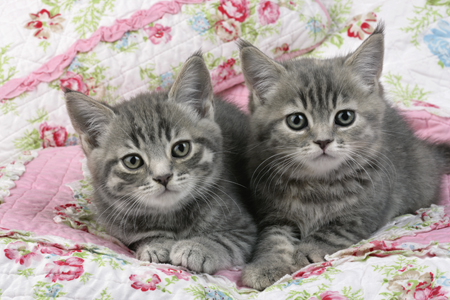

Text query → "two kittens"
[65,24,450,290]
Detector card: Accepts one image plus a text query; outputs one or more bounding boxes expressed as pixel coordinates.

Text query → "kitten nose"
[314,139,333,150]
[153,174,173,187]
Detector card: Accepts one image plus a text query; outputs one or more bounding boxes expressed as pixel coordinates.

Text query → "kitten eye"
[122,154,144,170]
[335,110,355,126]
[286,113,308,130]
[172,141,191,158]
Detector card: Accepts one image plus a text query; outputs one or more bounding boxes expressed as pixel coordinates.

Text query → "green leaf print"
[139,64,162,89]
[80,272,93,284]
[0,44,18,86]
[372,256,426,278]
[13,129,41,151]
[285,289,311,300]
[401,4,443,48]
[17,268,35,279]
[329,33,344,48]
[72,0,116,38]
[38,41,51,53]
[72,251,89,259]
[26,109,49,124]
[383,72,431,107]
[427,0,450,15]
[328,0,353,31]
[93,287,113,300]
[42,0,76,16]
[0,100,18,116]
[342,286,364,300]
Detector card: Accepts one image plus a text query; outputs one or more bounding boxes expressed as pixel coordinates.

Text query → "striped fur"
[64,54,256,274]
[239,25,450,290]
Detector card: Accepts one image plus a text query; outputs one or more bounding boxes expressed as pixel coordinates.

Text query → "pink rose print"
[211,58,237,85]
[273,43,290,57]
[4,241,41,267]
[25,9,65,39]
[218,0,250,23]
[411,100,440,109]
[310,291,349,300]
[157,268,191,281]
[44,257,84,282]
[130,273,162,292]
[347,12,377,40]
[257,1,280,25]
[293,261,331,279]
[60,71,89,94]
[215,19,242,42]
[40,243,82,257]
[39,122,68,148]
[144,24,172,45]
[414,285,448,300]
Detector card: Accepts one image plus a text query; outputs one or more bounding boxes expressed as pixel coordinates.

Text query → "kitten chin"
[303,154,345,176]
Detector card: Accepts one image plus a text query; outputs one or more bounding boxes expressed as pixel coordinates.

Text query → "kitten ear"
[344,22,385,88]
[168,51,214,120]
[64,90,115,153]
[238,39,287,110]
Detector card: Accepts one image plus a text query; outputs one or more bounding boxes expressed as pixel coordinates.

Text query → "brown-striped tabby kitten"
[64,53,256,274]
[239,25,450,290]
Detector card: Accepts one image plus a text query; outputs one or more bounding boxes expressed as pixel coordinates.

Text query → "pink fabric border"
[0,0,331,100]
[0,0,203,101]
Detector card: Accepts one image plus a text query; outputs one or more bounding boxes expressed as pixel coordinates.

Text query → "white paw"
[241,261,292,291]
[136,243,171,263]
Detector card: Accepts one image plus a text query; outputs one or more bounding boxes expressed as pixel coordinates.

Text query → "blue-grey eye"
[123,154,143,169]
[172,141,191,158]
[335,110,355,126]
[286,113,308,130]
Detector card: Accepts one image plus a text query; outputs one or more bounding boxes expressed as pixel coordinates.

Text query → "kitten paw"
[294,245,327,265]
[136,243,172,264]
[241,262,292,291]
[170,240,224,274]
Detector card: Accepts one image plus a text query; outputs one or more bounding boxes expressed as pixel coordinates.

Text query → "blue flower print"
[68,57,82,72]
[115,32,131,50]
[204,287,232,300]
[424,20,450,67]
[160,71,174,89]
[283,279,303,289]
[65,136,79,146]
[437,275,450,287]
[46,283,63,297]
[306,19,322,33]
[189,12,210,35]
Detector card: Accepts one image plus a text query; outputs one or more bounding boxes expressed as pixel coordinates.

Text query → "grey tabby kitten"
[64,53,256,274]
[238,25,450,290]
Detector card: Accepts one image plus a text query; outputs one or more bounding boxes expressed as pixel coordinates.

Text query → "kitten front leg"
[132,234,176,264]
[241,225,299,290]
[170,230,253,274]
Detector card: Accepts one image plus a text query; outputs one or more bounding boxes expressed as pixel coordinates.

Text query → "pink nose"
[313,139,333,150]
[153,174,173,187]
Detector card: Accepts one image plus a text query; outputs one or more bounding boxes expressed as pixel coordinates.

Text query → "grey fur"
[64,53,256,274]
[239,25,450,290]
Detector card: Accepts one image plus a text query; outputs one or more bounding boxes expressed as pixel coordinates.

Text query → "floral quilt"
[1,0,450,299]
